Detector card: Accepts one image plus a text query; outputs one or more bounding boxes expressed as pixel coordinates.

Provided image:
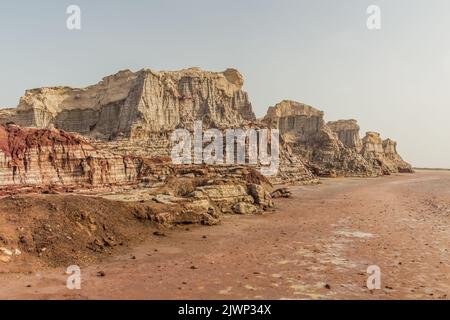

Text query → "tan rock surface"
[263,100,377,177]
[383,138,413,173]
[0,68,412,182]
[327,119,362,152]
[360,132,413,174]
[2,68,255,140]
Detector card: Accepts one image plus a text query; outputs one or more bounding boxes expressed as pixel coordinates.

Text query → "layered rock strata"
[263,100,377,177]
[263,100,413,176]
[361,132,413,174]
[0,68,412,182]
[0,124,276,223]
[327,119,362,152]
[327,120,413,174]
[382,139,412,172]
[1,68,255,140]
[0,124,142,188]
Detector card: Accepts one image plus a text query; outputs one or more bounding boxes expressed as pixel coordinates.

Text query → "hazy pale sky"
[1,0,449,168]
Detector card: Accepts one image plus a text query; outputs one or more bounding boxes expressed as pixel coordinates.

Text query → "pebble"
[0,255,11,263]
[0,247,13,256]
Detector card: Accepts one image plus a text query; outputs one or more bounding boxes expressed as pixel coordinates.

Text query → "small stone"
[424,288,434,295]
[0,247,13,256]
[0,255,11,263]
[96,271,106,277]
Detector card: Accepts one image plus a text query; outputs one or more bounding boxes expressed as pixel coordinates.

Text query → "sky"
[0,0,449,168]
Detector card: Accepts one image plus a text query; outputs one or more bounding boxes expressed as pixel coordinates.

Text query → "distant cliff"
[263,100,412,175]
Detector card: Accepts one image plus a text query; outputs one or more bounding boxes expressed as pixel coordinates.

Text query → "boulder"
[271,188,291,198]
[248,183,274,208]
[232,202,259,214]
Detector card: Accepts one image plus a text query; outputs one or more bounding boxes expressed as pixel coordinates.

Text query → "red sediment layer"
[0,124,84,163]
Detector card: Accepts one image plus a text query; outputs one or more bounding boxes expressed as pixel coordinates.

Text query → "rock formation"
[0,68,412,183]
[263,100,377,177]
[327,119,362,152]
[325,121,413,174]
[360,132,413,174]
[0,124,142,188]
[382,138,412,172]
[0,123,276,220]
[1,68,255,139]
[0,67,415,268]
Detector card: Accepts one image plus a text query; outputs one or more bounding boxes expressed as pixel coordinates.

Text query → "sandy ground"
[0,170,449,300]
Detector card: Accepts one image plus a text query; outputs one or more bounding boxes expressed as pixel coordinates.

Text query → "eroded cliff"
[2,68,255,140]
[263,100,378,177]
[0,68,412,182]
[327,119,362,152]
[0,124,142,188]
[360,132,413,174]
[326,120,413,174]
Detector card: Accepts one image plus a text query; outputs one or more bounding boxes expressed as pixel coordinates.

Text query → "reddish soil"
[0,170,449,299]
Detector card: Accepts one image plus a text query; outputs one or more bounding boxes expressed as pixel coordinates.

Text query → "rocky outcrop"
[360,131,391,174]
[88,120,316,185]
[264,100,412,177]
[138,160,275,215]
[2,68,255,140]
[0,69,412,183]
[0,124,142,188]
[360,132,413,174]
[327,119,362,152]
[263,100,377,177]
[264,100,324,144]
[329,121,413,174]
[382,139,413,173]
[0,124,276,219]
